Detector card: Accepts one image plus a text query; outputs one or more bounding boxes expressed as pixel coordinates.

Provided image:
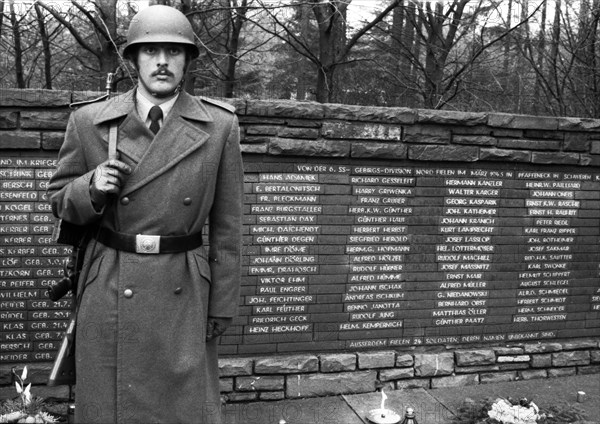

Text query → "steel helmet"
[124,5,199,59]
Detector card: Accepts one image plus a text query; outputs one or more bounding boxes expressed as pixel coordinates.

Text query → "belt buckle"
[135,234,160,254]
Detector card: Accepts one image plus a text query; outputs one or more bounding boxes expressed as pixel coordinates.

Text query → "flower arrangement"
[486,398,544,424]
[0,367,58,424]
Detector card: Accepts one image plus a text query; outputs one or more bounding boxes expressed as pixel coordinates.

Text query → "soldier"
[47,5,242,423]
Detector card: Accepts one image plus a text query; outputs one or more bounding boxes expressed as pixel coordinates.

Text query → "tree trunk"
[96,0,119,76]
[532,0,546,114]
[34,3,53,89]
[0,1,5,40]
[296,2,312,100]
[549,0,562,114]
[9,0,25,88]
[223,0,248,98]
[503,0,512,89]
[312,0,347,103]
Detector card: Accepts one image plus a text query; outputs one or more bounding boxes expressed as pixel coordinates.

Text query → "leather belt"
[94,227,203,254]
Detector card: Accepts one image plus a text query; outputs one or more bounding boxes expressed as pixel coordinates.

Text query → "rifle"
[46,71,118,388]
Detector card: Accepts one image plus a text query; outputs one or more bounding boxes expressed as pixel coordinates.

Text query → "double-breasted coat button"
[123,289,133,298]
[120,197,130,205]
[183,197,192,206]
[174,287,183,294]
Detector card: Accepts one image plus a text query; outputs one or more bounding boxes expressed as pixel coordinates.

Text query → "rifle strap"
[108,122,118,161]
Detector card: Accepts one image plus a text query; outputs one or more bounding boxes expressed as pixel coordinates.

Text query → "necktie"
[148,105,163,135]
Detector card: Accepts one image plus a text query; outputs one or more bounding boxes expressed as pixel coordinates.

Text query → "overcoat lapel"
[95,90,215,197]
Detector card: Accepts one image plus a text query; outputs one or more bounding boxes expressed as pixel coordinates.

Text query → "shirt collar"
[136,88,179,123]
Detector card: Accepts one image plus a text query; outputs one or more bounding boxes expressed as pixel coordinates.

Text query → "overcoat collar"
[93,89,214,125]
[94,89,214,196]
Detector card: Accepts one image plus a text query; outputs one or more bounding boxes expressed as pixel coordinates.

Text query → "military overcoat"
[47,89,243,424]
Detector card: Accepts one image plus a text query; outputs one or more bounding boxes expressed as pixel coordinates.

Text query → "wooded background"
[1,0,599,117]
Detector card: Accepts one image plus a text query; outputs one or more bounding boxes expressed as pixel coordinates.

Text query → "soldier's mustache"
[152,67,174,77]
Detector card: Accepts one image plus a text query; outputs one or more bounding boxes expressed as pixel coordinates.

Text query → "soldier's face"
[135,43,186,100]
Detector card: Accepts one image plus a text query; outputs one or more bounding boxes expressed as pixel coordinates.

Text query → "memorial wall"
[1,90,599,379]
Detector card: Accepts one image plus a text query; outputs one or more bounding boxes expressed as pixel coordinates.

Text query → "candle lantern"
[400,407,418,424]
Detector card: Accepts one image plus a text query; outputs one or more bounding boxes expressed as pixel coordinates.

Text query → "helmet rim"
[124,5,199,59]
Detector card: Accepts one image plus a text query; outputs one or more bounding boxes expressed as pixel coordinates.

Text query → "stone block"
[323,104,416,124]
[255,354,318,374]
[494,347,524,355]
[246,99,324,119]
[552,351,590,367]
[417,109,487,126]
[498,363,530,371]
[0,111,18,129]
[219,378,234,392]
[430,374,479,389]
[0,131,40,149]
[591,140,600,154]
[404,125,451,144]
[558,116,600,131]
[0,88,71,107]
[219,357,253,377]
[408,145,478,162]
[548,367,576,378]
[480,372,517,384]
[496,355,530,363]
[236,376,284,391]
[531,354,552,368]
[322,121,401,141]
[258,391,285,401]
[268,138,350,157]
[240,134,271,144]
[320,353,356,373]
[285,371,377,398]
[579,153,600,166]
[395,354,413,367]
[591,350,600,363]
[226,391,258,402]
[497,138,561,150]
[414,352,454,377]
[379,368,414,381]
[245,125,280,136]
[455,349,496,366]
[518,369,547,380]
[350,141,407,159]
[563,132,590,152]
[523,343,562,353]
[395,379,430,390]
[531,151,580,165]
[479,147,531,162]
[41,131,65,150]
[241,143,268,154]
[488,113,558,130]
[21,111,70,130]
[577,365,600,375]
[452,134,497,146]
[278,127,320,139]
[358,351,396,369]
[455,365,500,374]
[238,116,285,125]
[561,339,598,350]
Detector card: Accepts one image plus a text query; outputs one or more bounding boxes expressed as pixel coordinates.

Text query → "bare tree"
[34,3,52,89]
[8,0,24,88]
[247,0,400,103]
[37,0,123,78]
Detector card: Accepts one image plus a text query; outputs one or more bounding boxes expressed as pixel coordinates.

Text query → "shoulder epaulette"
[201,97,236,114]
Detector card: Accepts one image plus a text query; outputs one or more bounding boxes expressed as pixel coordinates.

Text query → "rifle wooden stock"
[48,317,76,386]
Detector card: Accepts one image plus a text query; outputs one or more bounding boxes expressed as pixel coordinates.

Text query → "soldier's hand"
[90,159,132,208]
[206,317,232,342]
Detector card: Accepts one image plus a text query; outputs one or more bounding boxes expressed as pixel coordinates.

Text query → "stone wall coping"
[3,88,600,132]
